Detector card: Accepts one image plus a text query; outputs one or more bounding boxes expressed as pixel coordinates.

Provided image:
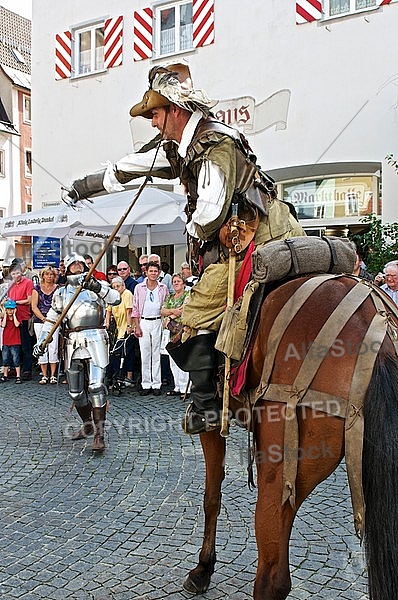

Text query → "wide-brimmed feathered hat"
[130,63,217,119]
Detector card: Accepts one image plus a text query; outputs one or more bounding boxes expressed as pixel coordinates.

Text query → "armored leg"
[92,407,106,452]
[71,404,94,440]
[67,360,94,440]
[168,333,220,435]
[88,364,107,451]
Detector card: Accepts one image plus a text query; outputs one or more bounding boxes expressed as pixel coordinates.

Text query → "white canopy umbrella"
[71,187,187,250]
[0,187,188,253]
[0,205,79,238]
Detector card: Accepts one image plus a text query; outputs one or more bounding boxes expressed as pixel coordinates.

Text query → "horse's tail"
[363,339,398,599]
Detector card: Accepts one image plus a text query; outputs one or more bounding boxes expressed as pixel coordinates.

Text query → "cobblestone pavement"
[0,378,368,599]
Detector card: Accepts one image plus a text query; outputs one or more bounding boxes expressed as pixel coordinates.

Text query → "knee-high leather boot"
[71,403,94,440]
[168,333,220,435]
[92,406,106,452]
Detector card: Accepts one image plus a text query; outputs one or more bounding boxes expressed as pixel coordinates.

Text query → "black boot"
[92,406,106,452]
[71,403,94,440]
[183,369,220,434]
[168,334,220,435]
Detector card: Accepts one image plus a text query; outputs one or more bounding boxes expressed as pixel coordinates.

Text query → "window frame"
[154,0,193,58]
[24,149,32,178]
[323,0,378,20]
[280,173,379,222]
[23,94,31,123]
[0,149,5,177]
[72,20,106,78]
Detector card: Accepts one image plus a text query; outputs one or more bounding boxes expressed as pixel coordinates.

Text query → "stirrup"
[182,402,221,435]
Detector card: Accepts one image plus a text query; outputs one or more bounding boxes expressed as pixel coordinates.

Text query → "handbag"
[166,318,182,337]
[28,315,36,337]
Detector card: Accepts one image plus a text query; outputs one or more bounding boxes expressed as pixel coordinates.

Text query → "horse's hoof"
[183,574,210,594]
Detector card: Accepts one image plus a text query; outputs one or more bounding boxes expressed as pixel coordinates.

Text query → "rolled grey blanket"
[252,236,356,284]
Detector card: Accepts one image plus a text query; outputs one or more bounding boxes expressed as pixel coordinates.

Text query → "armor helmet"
[64,253,87,274]
[129,63,217,119]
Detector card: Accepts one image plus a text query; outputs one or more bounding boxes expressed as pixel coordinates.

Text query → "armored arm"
[96,283,121,306]
[62,171,106,205]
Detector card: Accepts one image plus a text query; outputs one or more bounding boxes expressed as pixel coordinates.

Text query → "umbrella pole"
[146,224,152,255]
[39,176,153,352]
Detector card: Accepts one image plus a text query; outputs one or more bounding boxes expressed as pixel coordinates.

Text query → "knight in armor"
[62,64,305,435]
[33,254,120,451]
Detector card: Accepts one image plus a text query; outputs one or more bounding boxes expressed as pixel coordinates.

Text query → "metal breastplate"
[62,287,105,330]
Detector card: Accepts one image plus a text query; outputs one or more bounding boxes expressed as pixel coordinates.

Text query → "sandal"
[0,375,8,383]
[39,376,48,385]
[15,377,22,384]
[50,376,57,385]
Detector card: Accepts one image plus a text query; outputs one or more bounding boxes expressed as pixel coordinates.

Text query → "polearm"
[38,175,153,351]
[220,203,241,438]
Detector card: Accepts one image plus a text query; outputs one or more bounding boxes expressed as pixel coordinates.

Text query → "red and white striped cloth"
[193,0,215,48]
[296,0,322,24]
[133,8,153,61]
[55,31,72,80]
[104,16,123,69]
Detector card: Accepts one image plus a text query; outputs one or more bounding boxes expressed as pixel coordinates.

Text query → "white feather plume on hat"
[130,63,217,119]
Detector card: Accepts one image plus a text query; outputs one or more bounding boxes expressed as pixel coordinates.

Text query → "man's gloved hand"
[78,275,101,293]
[61,185,80,207]
[61,171,106,207]
[33,343,46,358]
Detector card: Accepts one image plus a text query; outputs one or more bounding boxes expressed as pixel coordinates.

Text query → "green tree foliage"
[350,213,398,275]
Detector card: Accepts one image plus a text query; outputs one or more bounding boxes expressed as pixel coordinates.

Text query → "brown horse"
[183,274,398,600]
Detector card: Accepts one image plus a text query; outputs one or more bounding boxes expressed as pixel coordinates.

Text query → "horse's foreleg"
[183,429,225,594]
[253,402,295,600]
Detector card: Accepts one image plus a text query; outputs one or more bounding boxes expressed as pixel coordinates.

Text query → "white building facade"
[31,0,398,260]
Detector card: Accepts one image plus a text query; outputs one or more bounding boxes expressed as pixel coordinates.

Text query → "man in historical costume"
[62,64,305,435]
[33,254,120,451]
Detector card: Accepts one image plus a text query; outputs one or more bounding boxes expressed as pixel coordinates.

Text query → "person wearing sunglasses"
[116,261,137,294]
[106,265,119,285]
[132,261,168,396]
[135,254,149,283]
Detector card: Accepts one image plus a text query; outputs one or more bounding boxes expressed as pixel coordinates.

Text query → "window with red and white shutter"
[55,16,123,80]
[133,0,215,62]
[297,0,397,24]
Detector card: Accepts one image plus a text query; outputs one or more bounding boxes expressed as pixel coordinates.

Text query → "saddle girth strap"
[345,288,394,541]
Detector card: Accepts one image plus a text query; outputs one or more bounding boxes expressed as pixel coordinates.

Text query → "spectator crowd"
[1,248,397,393]
[0,254,198,396]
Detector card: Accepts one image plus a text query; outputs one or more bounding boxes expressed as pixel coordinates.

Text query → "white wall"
[31,0,398,219]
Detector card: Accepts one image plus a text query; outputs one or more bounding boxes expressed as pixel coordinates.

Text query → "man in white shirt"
[62,63,304,435]
[148,253,174,293]
[380,260,398,306]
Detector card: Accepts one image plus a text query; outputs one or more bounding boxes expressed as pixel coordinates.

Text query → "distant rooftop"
[0,5,31,75]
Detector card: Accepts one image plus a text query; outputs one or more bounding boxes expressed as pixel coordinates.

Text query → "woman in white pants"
[31,266,59,384]
[132,262,168,396]
[161,273,191,399]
